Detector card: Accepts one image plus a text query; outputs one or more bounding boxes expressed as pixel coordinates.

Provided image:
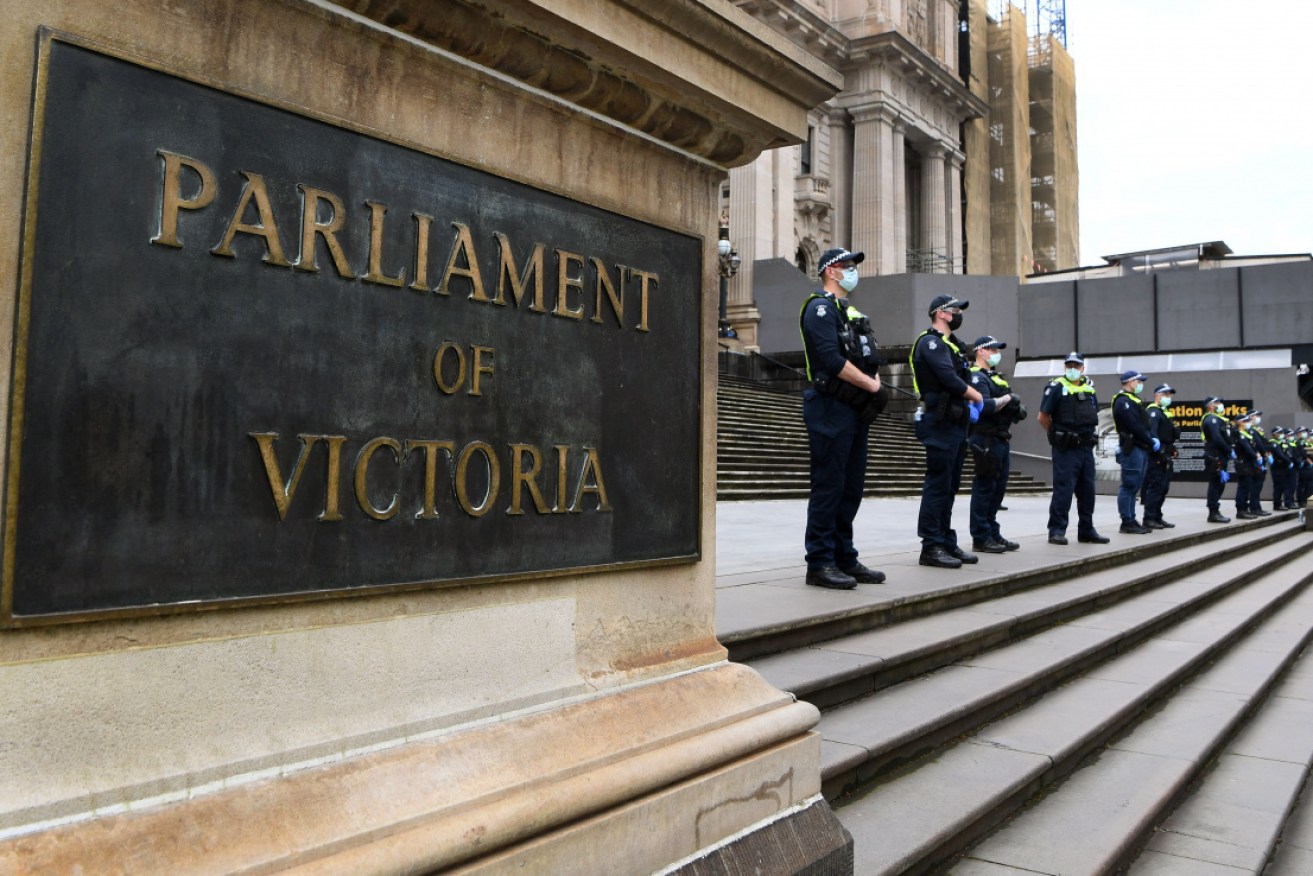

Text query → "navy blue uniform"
[911,329,970,551]
[1201,410,1233,514]
[800,292,869,571]
[1269,434,1292,508]
[967,365,1013,544]
[1233,427,1261,513]
[1112,390,1153,523]
[1248,427,1270,513]
[1141,403,1179,523]
[1040,376,1100,538]
[1298,437,1313,505]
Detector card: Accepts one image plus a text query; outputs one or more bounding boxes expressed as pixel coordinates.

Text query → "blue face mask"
[838,267,859,292]
[1131,382,1143,395]
[1160,396,1173,407]
[1064,368,1082,382]
[987,352,1002,368]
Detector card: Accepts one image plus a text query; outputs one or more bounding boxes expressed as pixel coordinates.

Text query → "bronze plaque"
[3,34,703,624]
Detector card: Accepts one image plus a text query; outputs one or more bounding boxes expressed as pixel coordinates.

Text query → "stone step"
[832,528,1312,875]
[718,514,1296,663]
[745,524,1293,715]
[1122,656,1313,875]
[1267,720,1313,875]
[954,571,1313,876]
[817,531,1305,797]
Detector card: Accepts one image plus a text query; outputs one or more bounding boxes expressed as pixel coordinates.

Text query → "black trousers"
[1142,457,1172,521]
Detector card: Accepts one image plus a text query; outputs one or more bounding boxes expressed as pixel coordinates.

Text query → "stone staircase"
[717,372,1048,501]
[726,511,1313,874]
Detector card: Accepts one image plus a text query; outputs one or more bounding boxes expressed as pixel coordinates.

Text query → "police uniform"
[1111,370,1154,533]
[1039,353,1105,543]
[1141,384,1180,527]
[1268,428,1293,510]
[1233,414,1262,518]
[1200,397,1234,522]
[911,294,977,568]
[1297,428,1313,506]
[966,336,1019,552]
[1246,413,1272,516]
[799,247,886,588]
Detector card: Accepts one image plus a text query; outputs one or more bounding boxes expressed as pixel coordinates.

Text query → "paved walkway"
[715,494,1229,641]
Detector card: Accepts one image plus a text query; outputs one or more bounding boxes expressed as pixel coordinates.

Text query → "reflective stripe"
[909,329,960,396]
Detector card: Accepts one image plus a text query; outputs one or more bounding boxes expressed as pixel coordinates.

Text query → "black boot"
[839,561,886,584]
[948,545,979,564]
[919,545,963,569]
[1207,511,1231,523]
[806,566,856,590]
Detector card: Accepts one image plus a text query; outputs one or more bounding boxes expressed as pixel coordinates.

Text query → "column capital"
[847,102,901,127]
[923,141,949,160]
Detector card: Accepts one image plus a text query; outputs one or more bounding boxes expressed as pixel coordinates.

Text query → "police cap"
[1203,395,1222,407]
[1153,383,1175,394]
[1064,351,1084,365]
[973,335,1007,350]
[928,294,969,316]
[1251,409,1263,418]
[817,248,865,273]
[1119,370,1146,384]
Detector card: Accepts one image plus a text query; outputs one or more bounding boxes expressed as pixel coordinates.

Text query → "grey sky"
[1063,0,1313,264]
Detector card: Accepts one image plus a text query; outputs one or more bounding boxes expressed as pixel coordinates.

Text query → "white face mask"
[1064,368,1082,382]
[838,266,859,292]
[1254,417,1262,427]
[1160,396,1173,407]
[987,352,1002,367]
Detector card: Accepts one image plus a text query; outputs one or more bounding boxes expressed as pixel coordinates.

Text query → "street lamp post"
[717,222,741,338]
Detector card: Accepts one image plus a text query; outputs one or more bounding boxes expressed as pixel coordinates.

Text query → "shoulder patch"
[816,304,827,318]
[928,340,937,350]
[1044,385,1053,396]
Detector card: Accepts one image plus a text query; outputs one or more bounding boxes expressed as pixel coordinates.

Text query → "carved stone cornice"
[330,0,843,167]
[845,30,988,122]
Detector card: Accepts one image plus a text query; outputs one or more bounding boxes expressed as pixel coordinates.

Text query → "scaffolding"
[978,0,1078,275]
[1027,23,1078,272]
[986,3,1032,275]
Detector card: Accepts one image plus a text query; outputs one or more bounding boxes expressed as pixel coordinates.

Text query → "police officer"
[1245,411,1273,517]
[1296,426,1313,506]
[1201,396,1234,523]
[798,247,887,589]
[910,295,984,568]
[1141,383,1180,528]
[1233,412,1263,519]
[1111,369,1155,534]
[1268,427,1294,511]
[1037,352,1108,545]
[967,336,1019,553]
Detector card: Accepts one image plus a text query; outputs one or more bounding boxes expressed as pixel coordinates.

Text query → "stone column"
[850,105,897,274]
[827,105,851,250]
[920,142,948,272]
[948,149,964,273]
[892,121,907,274]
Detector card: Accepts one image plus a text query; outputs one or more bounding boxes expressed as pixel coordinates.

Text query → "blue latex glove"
[1267,453,1274,465]
[1219,470,1230,484]
[1151,438,1161,452]
[968,400,983,423]
[1230,450,1237,459]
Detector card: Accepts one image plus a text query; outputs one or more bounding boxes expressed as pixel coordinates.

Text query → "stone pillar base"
[669,796,853,876]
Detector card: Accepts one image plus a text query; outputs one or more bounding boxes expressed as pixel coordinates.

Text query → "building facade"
[726,0,1079,348]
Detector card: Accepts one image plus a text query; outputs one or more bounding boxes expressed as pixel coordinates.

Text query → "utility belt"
[1049,428,1096,450]
[971,421,1011,443]
[1117,432,1151,453]
[814,372,888,426]
[923,390,968,426]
